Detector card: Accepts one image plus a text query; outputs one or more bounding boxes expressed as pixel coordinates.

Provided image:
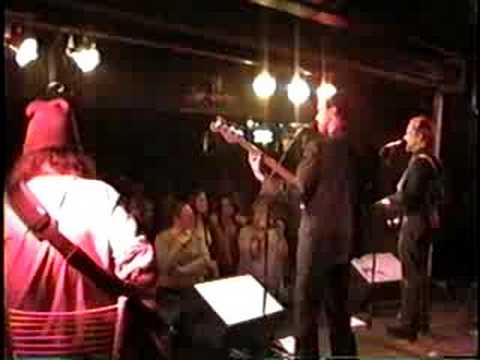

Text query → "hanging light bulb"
[287,74,310,105]
[66,35,101,73]
[14,37,39,67]
[316,82,337,100]
[252,70,277,99]
[72,45,101,72]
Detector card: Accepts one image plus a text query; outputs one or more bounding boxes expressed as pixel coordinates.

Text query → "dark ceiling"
[4,0,475,134]
[6,0,475,89]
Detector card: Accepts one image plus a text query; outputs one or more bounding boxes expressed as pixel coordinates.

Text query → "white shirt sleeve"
[105,192,154,281]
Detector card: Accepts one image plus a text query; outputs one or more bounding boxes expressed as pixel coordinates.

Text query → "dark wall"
[434,95,477,281]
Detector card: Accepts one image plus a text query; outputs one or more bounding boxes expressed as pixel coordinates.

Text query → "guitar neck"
[238,139,297,186]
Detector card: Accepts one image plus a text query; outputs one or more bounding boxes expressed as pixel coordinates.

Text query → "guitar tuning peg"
[234,129,244,137]
[216,115,226,124]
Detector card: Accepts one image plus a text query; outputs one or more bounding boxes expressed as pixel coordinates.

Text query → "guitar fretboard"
[238,139,297,186]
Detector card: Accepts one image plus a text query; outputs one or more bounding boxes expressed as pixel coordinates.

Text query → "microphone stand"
[202,214,213,260]
[261,202,270,359]
[255,125,305,359]
[379,142,404,166]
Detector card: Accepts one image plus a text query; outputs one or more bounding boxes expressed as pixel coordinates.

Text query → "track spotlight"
[15,38,39,67]
[5,24,40,68]
[66,35,101,73]
[5,35,39,68]
[287,74,310,105]
[252,70,277,99]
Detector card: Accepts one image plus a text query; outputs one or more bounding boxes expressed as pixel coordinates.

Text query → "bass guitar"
[210,116,298,187]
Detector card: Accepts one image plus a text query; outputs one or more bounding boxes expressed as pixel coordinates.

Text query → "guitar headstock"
[210,115,245,144]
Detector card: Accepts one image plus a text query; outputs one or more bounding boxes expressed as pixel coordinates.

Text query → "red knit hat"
[23,97,73,154]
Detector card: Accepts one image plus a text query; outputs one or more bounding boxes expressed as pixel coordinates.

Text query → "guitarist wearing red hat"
[4,97,158,357]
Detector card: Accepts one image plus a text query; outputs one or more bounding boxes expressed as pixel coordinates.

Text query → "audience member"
[237,197,289,301]
[189,190,216,267]
[155,199,217,290]
[209,193,245,276]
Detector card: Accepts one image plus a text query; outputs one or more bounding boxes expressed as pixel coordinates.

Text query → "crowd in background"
[111,177,292,303]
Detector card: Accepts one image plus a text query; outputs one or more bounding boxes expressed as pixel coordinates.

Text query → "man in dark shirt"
[377,115,442,341]
[247,94,358,358]
[293,95,358,359]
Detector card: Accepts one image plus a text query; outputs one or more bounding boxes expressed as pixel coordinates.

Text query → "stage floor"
[353,300,477,358]
[173,285,477,359]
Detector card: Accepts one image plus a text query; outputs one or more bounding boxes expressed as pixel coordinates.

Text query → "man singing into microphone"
[376,115,443,341]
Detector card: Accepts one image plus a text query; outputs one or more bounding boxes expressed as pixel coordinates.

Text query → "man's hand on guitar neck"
[248,150,265,182]
[211,116,299,188]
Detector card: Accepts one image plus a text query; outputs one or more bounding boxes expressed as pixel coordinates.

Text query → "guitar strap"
[7,181,137,298]
[6,181,172,354]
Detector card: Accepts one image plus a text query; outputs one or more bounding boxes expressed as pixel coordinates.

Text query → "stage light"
[316,82,337,100]
[253,128,274,145]
[351,316,367,329]
[5,24,39,68]
[287,74,310,105]
[253,70,277,99]
[12,37,39,67]
[386,216,401,228]
[66,35,101,73]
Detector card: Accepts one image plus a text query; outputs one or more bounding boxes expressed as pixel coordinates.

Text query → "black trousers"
[398,214,432,330]
[294,261,357,359]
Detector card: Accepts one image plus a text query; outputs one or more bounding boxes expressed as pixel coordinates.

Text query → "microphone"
[379,139,405,157]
